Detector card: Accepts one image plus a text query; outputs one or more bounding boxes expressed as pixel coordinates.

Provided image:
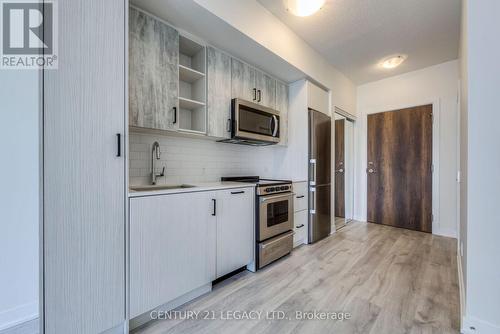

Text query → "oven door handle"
[259,192,294,202]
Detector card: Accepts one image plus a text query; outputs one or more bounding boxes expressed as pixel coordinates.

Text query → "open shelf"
[179,35,205,74]
[179,96,205,110]
[178,34,206,133]
[179,64,205,83]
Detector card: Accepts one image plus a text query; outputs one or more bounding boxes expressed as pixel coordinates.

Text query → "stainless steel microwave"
[221,98,280,145]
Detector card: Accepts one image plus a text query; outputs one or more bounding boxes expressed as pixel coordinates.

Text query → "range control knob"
[281,186,287,191]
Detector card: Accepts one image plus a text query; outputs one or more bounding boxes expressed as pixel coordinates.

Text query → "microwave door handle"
[272,115,278,137]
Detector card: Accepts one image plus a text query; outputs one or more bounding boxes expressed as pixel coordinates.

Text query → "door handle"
[173,106,177,124]
[231,190,245,195]
[116,133,121,157]
[271,115,279,137]
[309,187,316,214]
[253,88,257,101]
[212,199,216,216]
[336,169,344,173]
[295,224,304,229]
[257,89,262,102]
[310,159,317,186]
[296,195,305,199]
[367,168,376,174]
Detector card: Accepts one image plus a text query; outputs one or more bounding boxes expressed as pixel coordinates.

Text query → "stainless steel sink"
[130,184,196,192]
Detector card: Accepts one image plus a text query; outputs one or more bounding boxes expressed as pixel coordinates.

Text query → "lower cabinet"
[129,191,216,318]
[293,181,309,247]
[129,187,254,318]
[215,188,254,278]
[293,209,308,247]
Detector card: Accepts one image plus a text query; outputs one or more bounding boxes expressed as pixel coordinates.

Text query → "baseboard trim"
[433,227,457,238]
[0,318,38,334]
[0,302,38,332]
[462,316,500,334]
[129,283,212,331]
[457,254,466,331]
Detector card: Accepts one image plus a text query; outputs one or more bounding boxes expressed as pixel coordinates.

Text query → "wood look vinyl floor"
[132,222,460,334]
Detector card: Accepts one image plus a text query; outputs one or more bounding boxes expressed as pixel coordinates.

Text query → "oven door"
[258,192,294,241]
[233,98,280,144]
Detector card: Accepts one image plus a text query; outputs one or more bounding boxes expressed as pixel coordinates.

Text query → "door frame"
[365,100,440,234]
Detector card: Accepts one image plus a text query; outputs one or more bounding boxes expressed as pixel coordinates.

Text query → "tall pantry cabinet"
[43,0,126,333]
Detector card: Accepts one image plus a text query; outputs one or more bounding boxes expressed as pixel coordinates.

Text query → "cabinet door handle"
[212,199,216,216]
[253,88,257,101]
[257,89,261,102]
[116,133,121,157]
[231,191,245,195]
[296,195,305,199]
[173,107,177,124]
[296,224,304,229]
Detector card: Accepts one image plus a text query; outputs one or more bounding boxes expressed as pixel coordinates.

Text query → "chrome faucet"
[151,141,165,185]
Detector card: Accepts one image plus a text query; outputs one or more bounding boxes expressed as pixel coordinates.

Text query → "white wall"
[193,0,357,115]
[355,60,459,238]
[0,71,39,330]
[461,1,500,332]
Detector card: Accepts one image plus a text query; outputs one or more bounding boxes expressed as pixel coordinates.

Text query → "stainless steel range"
[221,176,294,271]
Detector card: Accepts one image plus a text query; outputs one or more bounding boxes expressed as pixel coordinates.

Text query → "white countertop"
[128,181,255,198]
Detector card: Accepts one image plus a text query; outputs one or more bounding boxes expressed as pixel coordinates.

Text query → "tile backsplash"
[129,132,282,186]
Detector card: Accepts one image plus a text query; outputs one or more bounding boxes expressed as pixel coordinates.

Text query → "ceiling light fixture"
[380,54,408,69]
[284,0,325,17]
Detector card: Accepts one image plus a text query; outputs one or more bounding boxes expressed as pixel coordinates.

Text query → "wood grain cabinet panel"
[129,192,216,318]
[43,0,126,333]
[255,70,276,109]
[207,47,232,138]
[129,7,179,131]
[231,58,257,102]
[215,188,254,278]
[276,81,289,146]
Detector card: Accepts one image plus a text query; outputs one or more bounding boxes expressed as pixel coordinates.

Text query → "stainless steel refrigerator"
[308,108,332,243]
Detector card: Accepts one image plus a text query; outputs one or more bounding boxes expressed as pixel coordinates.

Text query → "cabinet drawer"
[293,210,308,247]
[293,182,308,212]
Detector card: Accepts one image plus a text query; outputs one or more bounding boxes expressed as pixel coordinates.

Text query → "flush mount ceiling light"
[284,0,325,17]
[380,54,408,69]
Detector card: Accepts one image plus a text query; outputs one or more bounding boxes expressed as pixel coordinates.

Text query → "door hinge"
[431,164,434,173]
[431,214,434,222]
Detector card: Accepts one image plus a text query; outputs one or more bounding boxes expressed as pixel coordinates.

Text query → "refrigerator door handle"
[309,186,316,214]
[309,159,317,186]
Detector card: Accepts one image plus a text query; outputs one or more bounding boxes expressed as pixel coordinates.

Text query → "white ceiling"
[258,0,461,84]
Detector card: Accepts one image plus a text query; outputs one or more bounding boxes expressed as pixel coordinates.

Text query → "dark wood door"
[367,105,433,232]
[334,119,345,218]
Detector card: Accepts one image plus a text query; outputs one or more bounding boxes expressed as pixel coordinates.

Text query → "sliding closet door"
[43,0,126,333]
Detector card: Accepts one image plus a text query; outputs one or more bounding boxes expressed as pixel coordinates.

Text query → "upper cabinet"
[129,9,289,143]
[207,47,231,139]
[307,81,329,115]
[231,58,257,102]
[231,58,277,109]
[129,7,179,131]
[255,70,277,109]
[276,81,289,146]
